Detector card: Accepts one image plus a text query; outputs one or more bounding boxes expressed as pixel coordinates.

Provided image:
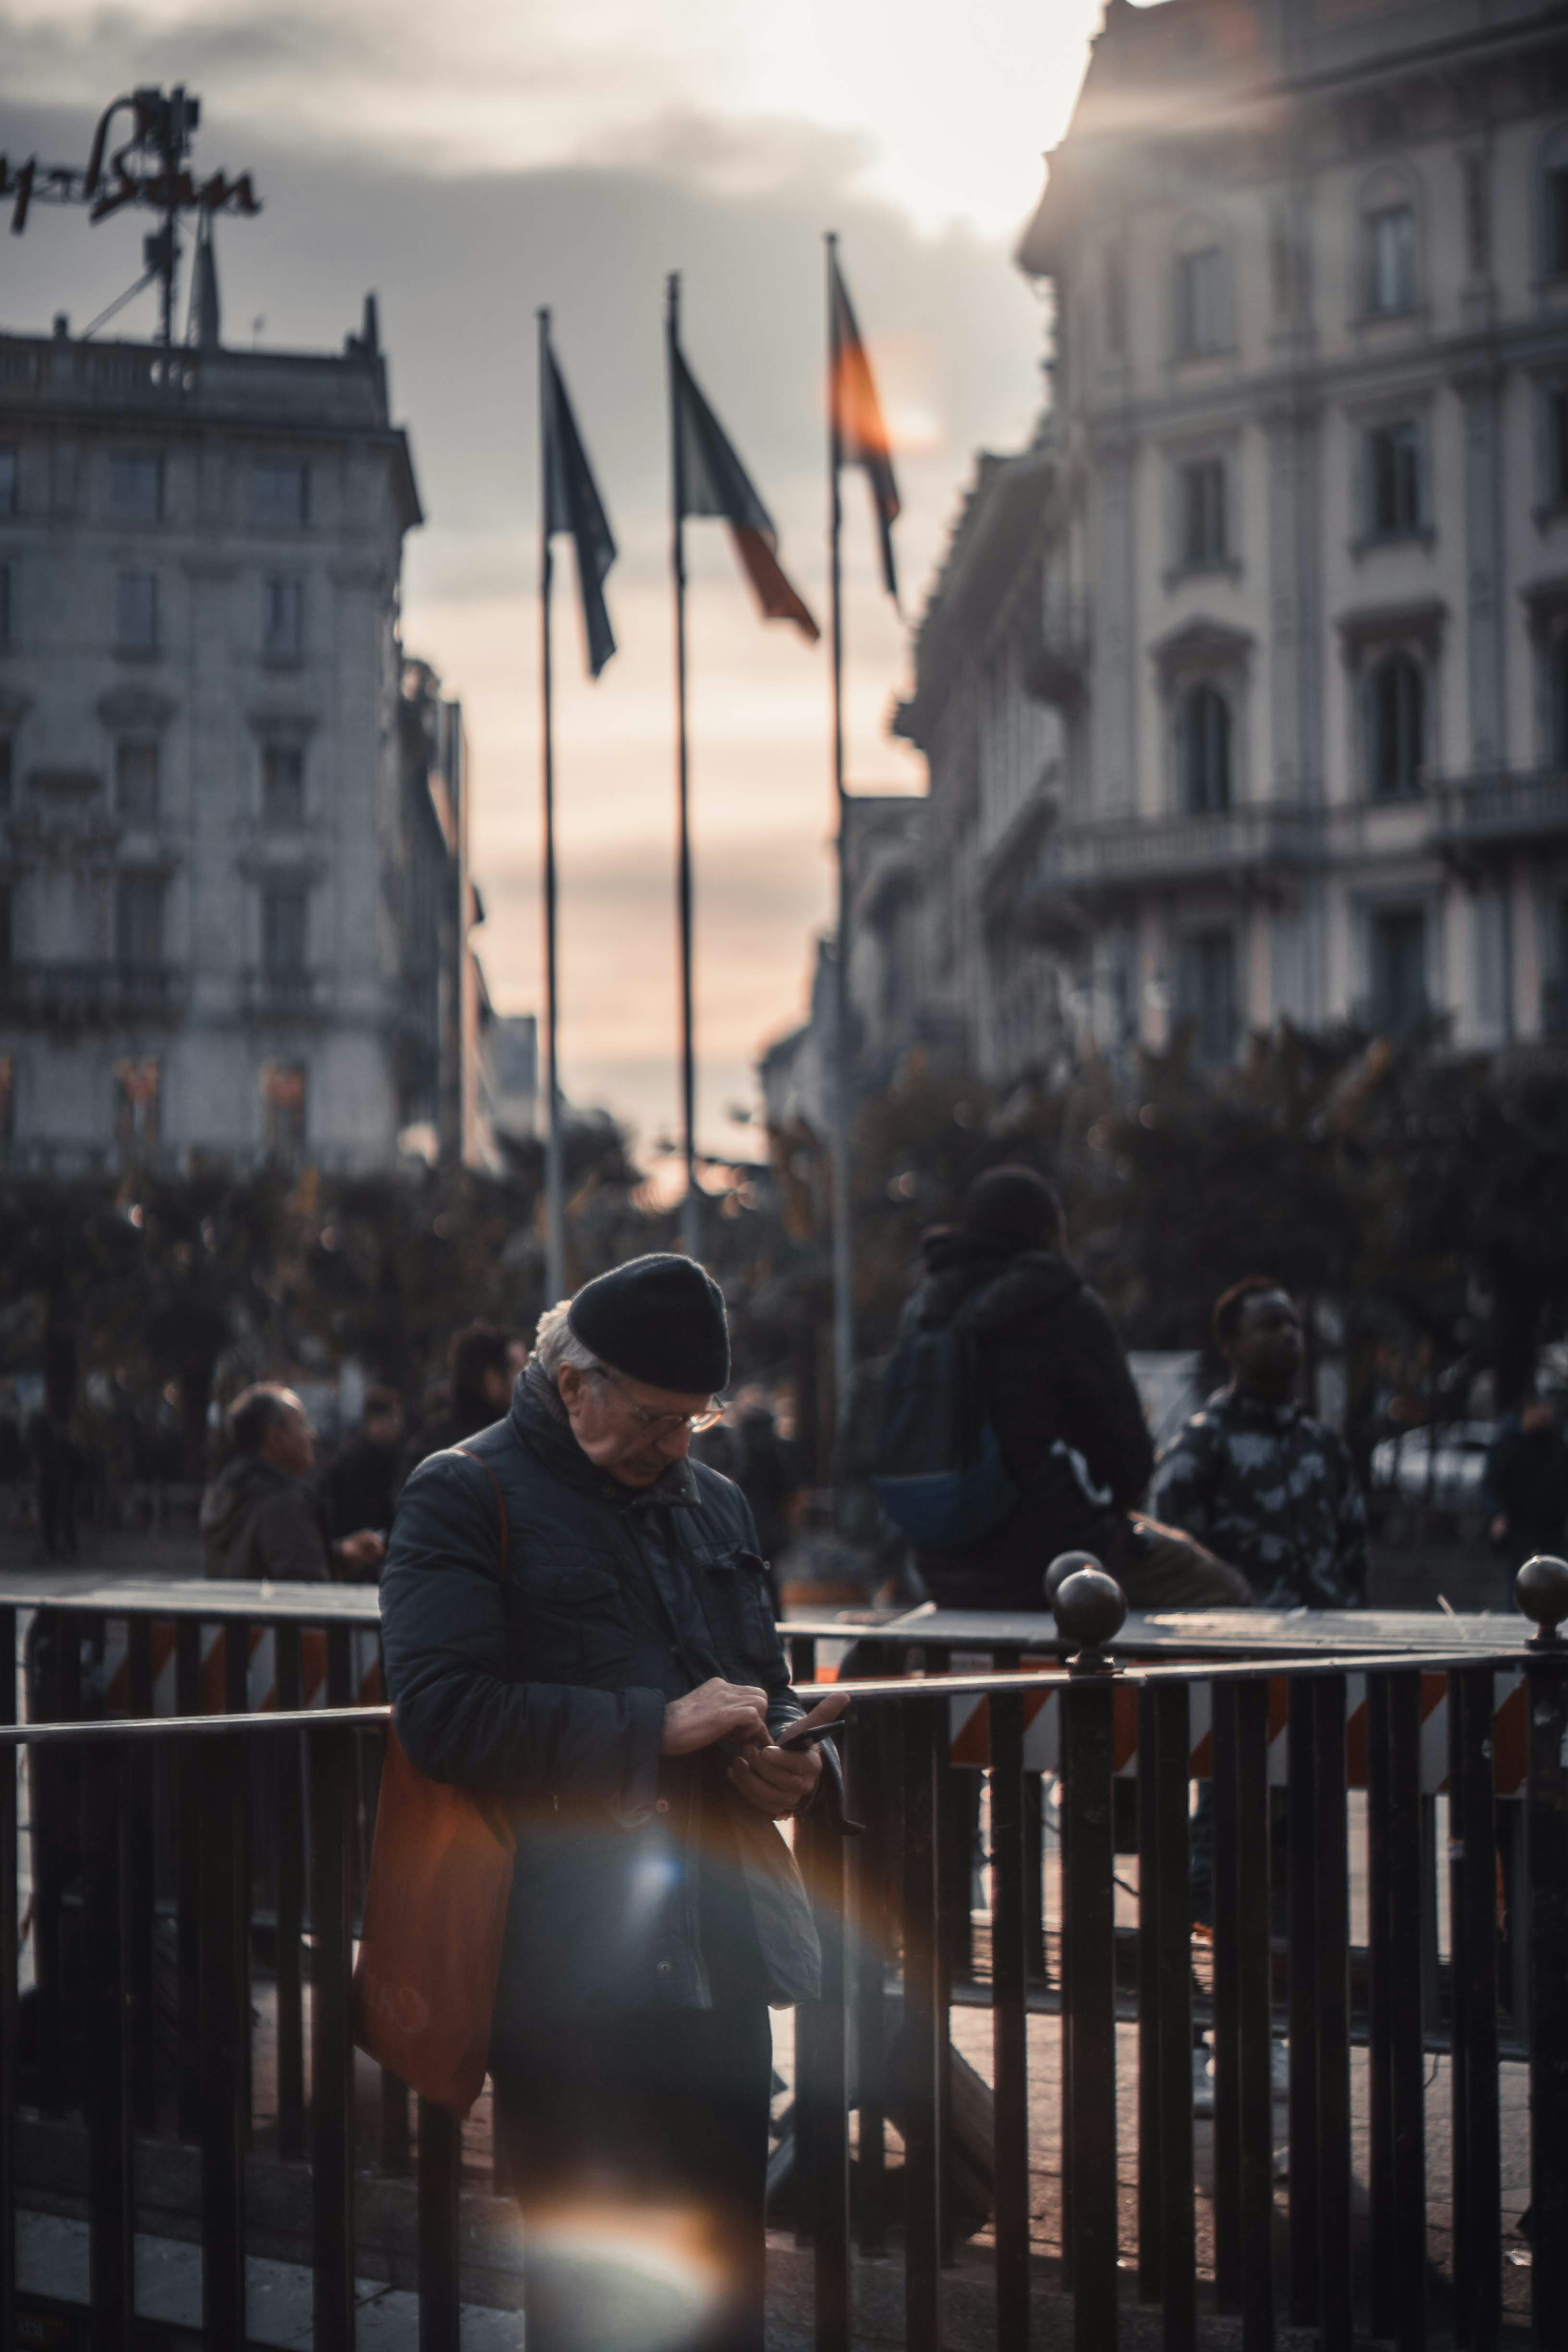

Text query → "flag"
[829,250,900,606]
[670,338,819,644]
[543,339,617,677]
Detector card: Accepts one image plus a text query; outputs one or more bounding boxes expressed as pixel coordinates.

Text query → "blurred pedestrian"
[320,1385,405,1541]
[1486,1390,1568,1601]
[695,1386,799,1615]
[381,1257,846,2352]
[26,1408,79,1564]
[1151,1277,1368,1609]
[398,1321,513,1487]
[880,1165,1250,1611]
[201,1384,385,1582]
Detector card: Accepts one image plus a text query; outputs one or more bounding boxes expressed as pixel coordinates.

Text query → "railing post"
[1151,1681,1194,2352]
[1313,1674,1352,2352]
[1286,1679,1318,2326]
[1366,1672,1395,2343]
[1136,1685,1161,2307]
[1387,1669,1427,2352]
[1449,1666,1500,2351]
[417,2096,462,2352]
[124,1617,157,2137]
[1063,1666,1118,2352]
[1234,1678,1274,2352]
[850,1658,888,2257]
[199,1728,249,2347]
[0,1608,17,2352]
[1210,1677,1240,2314]
[989,1689,1031,2351]
[275,1621,307,2161]
[802,1787,850,2352]
[311,1718,357,2352]
[902,1694,943,2352]
[84,1735,134,2352]
[174,1618,203,2142]
[1526,1645,1568,2347]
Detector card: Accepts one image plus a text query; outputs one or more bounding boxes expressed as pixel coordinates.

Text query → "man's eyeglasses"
[593,1364,724,1436]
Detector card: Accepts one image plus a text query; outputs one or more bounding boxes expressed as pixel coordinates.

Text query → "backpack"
[870,1278,1019,1550]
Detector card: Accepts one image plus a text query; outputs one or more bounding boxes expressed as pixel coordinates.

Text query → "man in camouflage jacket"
[1150,1279,1369,1610]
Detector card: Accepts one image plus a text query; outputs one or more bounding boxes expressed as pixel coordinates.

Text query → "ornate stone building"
[0,300,486,1170]
[890,0,1568,1084]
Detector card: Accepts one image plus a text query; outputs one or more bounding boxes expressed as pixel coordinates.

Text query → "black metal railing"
[0,1574,1563,2349]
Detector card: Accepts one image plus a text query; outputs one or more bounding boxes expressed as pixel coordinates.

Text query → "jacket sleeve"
[379,1452,666,1824]
[1149,1414,1220,1543]
[1046,1287,1156,1506]
[249,1489,332,1582]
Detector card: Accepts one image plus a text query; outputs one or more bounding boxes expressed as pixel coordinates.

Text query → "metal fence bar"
[902,1695,943,2352]
[1286,1679,1319,2327]
[807,1797,851,2352]
[1210,1678,1240,2313]
[174,1617,202,2143]
[123,1616,157,2138]
[198,1729,248,2346]
[417,2095,462,2352]
[1527,1646,1568,2347]
[1313,1675,1352,2352]
[851,1667,888,2258]
[1150,1681,1193,2352]
[1366,1671,1395,2343]
[988,1688,1030,2352]
[275,1620,306,2160]
[1451,1666,1500,2351]
[1233,1678,1274,2352]
[1063,1669,1118,2352]
[311,1720,357,2352]
[1386,1667,1427,2352]
[0,1609,15,2352]
[790,1633,820,2252]
[84,1736,133,2352]
[1136,1686,1161,2307]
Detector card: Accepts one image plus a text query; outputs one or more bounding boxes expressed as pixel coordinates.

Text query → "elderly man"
[379,1254,844,2352]
[200,1384,385,1582]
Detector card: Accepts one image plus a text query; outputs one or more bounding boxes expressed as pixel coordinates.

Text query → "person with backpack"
[874,1165,1250,1611]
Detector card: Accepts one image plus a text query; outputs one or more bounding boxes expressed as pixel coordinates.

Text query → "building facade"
[0,299,477,1173]
[889,0,1568,1088]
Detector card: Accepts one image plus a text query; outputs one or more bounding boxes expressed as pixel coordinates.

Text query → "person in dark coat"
[1486,1392,1568,1601]
[397,1321,513,1489]
[379,1256,846,2352]
[320,1387,405,1540]
[200,1386,385,1582]
[906,1165,1249,1612]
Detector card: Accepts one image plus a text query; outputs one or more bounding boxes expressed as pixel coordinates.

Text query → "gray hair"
[531,1299,604,1383]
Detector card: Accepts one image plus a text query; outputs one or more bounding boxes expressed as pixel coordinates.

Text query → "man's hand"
[661,1677,770,1758]
[726,1693,849,1819]
[338,1529,386,1576]
[1491,1514,1509,1544]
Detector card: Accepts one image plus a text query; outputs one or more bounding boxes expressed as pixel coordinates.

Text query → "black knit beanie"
[567,1253,730,1394]
[960,1164,1064,1251]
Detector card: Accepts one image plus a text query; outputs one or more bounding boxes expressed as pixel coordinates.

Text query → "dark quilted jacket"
[379,1373,823,2022]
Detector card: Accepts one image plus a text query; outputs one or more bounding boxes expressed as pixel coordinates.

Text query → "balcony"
[1026,801,1321,915]
[1024,595,1093,711]
[239,967,326,1020]
[1427,769,1568,858]
[0,961,186,1026]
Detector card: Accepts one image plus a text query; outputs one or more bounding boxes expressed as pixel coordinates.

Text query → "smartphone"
[777,1713,847,1748]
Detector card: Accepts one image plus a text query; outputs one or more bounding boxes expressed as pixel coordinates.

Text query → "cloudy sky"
[1,0,1107,1176]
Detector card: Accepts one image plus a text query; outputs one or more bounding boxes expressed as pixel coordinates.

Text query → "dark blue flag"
[543,341,617,677]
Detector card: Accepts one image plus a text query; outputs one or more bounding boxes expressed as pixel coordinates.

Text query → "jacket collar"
[509,1362,698,1513]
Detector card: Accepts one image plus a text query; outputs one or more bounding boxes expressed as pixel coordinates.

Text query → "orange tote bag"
[352,1723,517,2117]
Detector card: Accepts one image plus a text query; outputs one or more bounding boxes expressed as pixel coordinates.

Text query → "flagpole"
[826,233,855,1424]
[668,271,700,1261]
[538,308,566,1302]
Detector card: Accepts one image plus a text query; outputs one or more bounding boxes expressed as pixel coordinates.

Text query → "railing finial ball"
[1051,1565,1128,1660]
[1045,1549,1104,1610]
[1515,1554,1568,1644]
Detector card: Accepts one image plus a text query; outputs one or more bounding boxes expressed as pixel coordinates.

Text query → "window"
[262,1062,307,1159]
[1368,907,1428,1035]
[0,738,11,814]
[0,1056,12,1149]
[109,452,163,523]
[263,577,304,659]
[1548,164,1568,279]
[113,1059,160,1158]
[254,461,309,529]
[0,881,10,966]
[1367,420,1422,537]
[0,565,11,648]
[115,570,158,653]
[0,449,15,516]
[115,740,159,824]
[1176,247,1228,356]
[1546,896,1568,1038]
[1178,929,1238,1068]
[1548,387,1568,507]
[1551,634,1568,770]
[1179,459,1228,568]
[115,874,165,968]
[262,879,308,976]
[1367,654,1425,800]
[1179,682,1232,814]
[261,744,305,829]
[1366,205,1417,315]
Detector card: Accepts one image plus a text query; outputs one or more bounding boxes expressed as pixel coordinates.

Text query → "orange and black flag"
[669,332,819,644]
[829,246,901,607]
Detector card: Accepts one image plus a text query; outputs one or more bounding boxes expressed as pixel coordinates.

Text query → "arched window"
[1180,683,1231,813]
[1367,655,1425,800]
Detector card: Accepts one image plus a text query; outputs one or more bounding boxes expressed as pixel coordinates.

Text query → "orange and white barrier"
[97,1617,384,1719]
